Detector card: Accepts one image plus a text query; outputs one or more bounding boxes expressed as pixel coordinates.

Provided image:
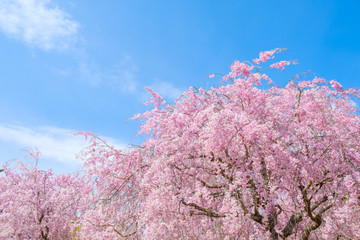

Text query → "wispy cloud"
[148,80,184,101]
[107,55,138,93]
[78,54,138,93]
[78,59,103,86]
[77,55,185,102]
[0,0,79,50]
[0,124,126,165]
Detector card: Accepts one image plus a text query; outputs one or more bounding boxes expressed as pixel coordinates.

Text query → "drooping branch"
[311,195,329,212]
[113,226,137,239]
[180,199,226,218]
[197,178,226,189]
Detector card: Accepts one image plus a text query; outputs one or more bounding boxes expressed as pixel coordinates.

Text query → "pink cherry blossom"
[76,49,360,239]
[253,48,287,64]
[330,79,343,91]
[230,60,253,76]
[222,75,230,82]
[270,60,294,71]
[144,86,165,109]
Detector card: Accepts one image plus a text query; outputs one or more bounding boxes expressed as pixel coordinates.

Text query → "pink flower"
[313,77,325,84]
[28,147,40,160]
[330,80,343,91]
[253,58,261,64]
[249,73,262,85]
[229,71,237,78]
[261,73,272,84]
[230,60,253,76]
[253,48,287,64]
[144,86,164,109]
[222,75,230,82]
[270,60,294,71]
[209,74,215,78]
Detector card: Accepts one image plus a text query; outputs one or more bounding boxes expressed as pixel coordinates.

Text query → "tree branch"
[281,213,303,238]
[181,199,225,218]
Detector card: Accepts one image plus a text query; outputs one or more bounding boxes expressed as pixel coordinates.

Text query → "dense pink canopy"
[0,159,92,239]
[1,49,359,239]
[78,49,360,239]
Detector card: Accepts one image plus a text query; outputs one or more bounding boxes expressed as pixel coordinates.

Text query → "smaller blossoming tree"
[0,151,92,240]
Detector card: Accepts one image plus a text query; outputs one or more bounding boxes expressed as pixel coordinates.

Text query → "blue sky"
[0,0,359,173]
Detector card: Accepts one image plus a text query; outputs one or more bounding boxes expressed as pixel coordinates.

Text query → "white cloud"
[0,0,79,50]
[0,124,127,165]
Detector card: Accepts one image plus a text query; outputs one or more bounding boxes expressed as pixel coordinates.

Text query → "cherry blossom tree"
[78,49,360,239]
[0,153,92,239]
